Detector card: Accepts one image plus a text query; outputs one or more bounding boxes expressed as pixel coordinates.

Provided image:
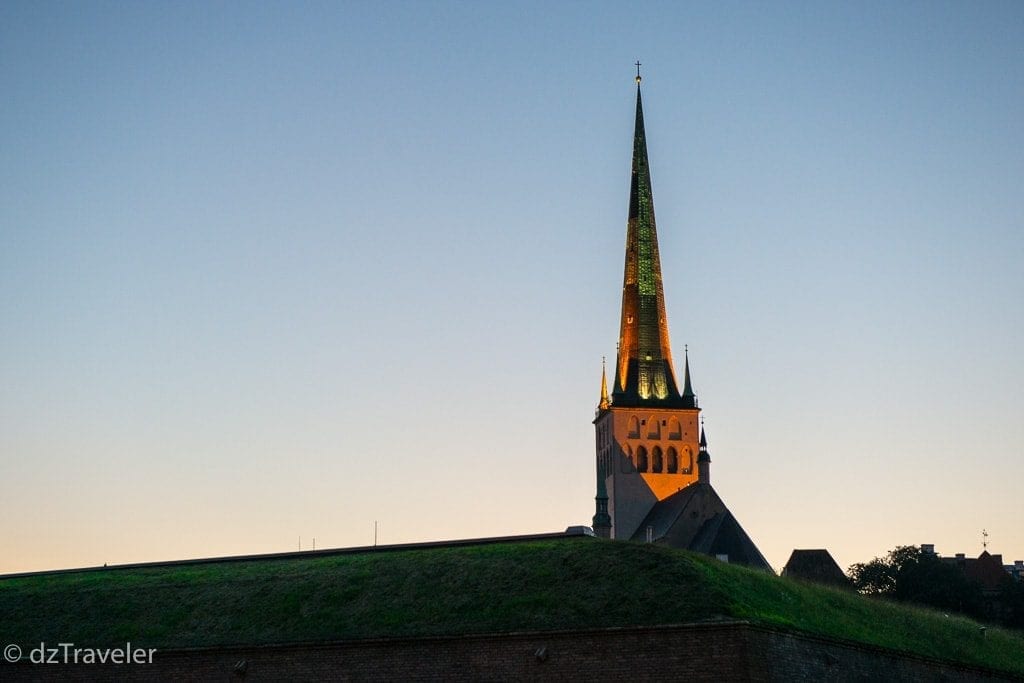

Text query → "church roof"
[630,482,773,571]
[612,81,686,408]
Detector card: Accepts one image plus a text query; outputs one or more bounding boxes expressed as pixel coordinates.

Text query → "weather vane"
[635,61,642,84]
[982,528,989,551]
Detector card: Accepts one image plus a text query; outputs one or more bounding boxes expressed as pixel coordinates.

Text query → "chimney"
[921,544,935,555]
[955,553,966,560]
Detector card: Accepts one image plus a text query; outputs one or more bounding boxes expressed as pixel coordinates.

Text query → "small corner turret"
[592,468,612,538]
[697,422,711,485]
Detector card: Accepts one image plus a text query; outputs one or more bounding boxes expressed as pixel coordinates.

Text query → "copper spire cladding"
[612,82,685,407]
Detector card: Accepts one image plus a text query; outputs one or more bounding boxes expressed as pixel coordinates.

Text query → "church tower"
[593,71,702,540]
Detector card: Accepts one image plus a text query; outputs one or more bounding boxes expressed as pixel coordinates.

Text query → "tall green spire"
[613,76,683,406]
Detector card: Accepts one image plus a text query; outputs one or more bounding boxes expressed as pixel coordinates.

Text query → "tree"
[848,545,983,619]
[848,545,919,596]
[1001,580,1024,629]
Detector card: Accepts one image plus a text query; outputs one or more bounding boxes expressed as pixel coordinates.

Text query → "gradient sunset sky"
[2,2,1022,574]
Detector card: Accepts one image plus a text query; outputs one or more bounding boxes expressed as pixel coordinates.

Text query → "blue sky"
[2,1,1022,573]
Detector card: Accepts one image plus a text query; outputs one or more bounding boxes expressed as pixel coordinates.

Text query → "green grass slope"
[1,538,1022,675]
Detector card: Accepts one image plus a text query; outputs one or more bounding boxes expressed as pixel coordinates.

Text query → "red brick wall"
[1,622,1013,681]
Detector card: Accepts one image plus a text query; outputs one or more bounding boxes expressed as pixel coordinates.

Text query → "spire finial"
[635,61,642,84]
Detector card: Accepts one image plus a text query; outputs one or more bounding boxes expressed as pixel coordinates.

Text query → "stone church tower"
[592,73,771,571]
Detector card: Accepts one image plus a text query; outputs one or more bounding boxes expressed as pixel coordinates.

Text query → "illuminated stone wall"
[596,405,701,540]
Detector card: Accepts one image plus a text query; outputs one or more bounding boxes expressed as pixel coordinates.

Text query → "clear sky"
[2,2,1022,575]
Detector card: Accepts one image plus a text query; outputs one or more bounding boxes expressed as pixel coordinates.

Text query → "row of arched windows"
[627,445,693,474]
[626,415,685,440]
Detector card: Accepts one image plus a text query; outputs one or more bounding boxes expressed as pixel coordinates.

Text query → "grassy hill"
[2,537,1022,675]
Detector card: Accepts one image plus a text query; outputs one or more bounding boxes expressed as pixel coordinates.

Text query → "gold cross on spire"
[635,61,642,84]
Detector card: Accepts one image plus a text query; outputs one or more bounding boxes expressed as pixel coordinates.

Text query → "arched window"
[667,447,678,473]
[636,446,648,473]
[628,416,640,438]
[667,418,682,440]
[682,447,693,474]
[646,416,660,439]
[652,446,663,473]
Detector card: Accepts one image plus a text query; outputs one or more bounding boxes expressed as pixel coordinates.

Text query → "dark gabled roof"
[631,481,703,540]
[943,551,1014,593]
[782,549,851,588]
[630,482,773,572]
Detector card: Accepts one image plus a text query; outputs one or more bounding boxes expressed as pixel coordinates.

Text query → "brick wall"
[1,622,1015,681]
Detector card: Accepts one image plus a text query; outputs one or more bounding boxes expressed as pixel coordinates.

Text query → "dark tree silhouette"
[1002,580,1024,629]
[848,546,984,619]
